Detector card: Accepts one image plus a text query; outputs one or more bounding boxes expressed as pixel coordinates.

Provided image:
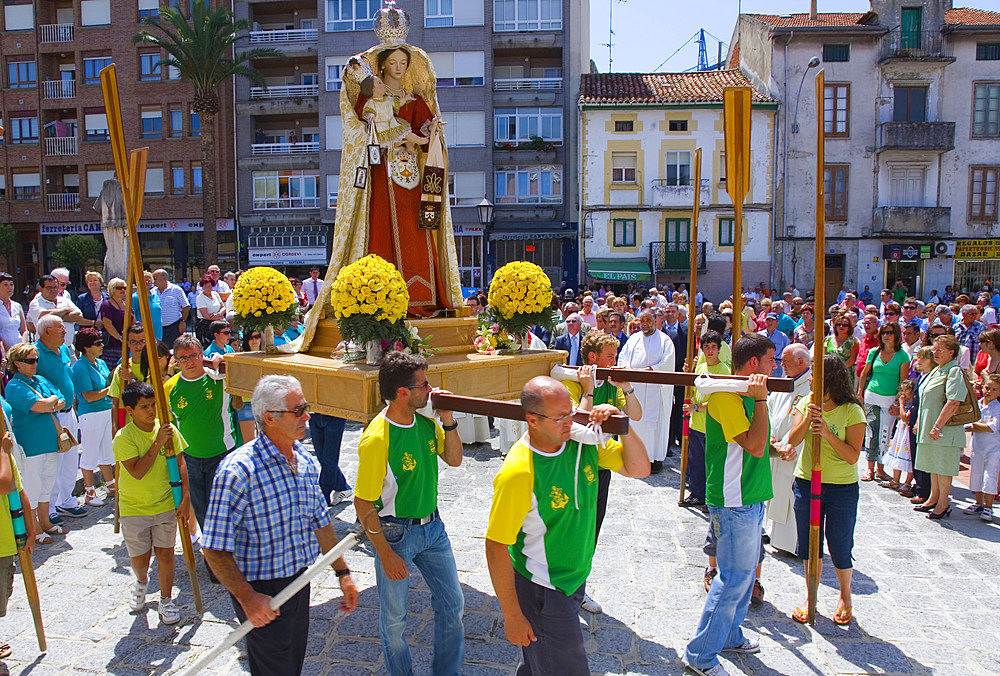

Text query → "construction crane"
[652,28,728,72]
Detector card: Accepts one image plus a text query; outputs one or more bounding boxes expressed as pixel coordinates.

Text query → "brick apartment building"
[0,0,235,299]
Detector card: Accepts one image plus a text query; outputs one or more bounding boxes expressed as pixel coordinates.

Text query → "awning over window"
[586,259,651,282]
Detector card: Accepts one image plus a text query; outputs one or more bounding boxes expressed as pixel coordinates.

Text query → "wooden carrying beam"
[592,368,795,393]
[430,392,630,436]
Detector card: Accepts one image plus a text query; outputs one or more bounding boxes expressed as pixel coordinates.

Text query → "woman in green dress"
[825,311,860,387]
[914,334,968,519]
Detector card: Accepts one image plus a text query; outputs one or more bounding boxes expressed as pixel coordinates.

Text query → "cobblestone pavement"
[3,422,999,675]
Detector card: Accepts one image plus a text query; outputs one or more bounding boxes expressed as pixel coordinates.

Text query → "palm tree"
[134,0,282,266]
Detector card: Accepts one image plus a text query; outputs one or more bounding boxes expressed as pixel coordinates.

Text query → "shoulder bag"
[21,379,79,453]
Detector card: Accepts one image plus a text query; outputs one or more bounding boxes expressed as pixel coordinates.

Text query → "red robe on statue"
[356,93,449,317]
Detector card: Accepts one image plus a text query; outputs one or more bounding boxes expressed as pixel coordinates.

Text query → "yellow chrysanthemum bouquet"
[329,254,411,347]
[232,266,299,338]
[480,261,557,347]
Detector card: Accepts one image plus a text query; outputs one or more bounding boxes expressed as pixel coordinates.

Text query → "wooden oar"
[591,368,795,393]
[807,69,827,626]
[429,392,630,436]
[101,63,202,614]
[1,415,45,651]
[678,148,702,506]
[113,261,136,535]
[723,87,752,341]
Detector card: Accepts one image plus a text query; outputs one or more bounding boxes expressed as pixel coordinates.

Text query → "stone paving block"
[463,638,520,665]
[120,642,188,671]
[588,650,622,674]
[325,639,383,664]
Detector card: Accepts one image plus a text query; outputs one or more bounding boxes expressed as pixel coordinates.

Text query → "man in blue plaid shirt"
[203,375,359,675]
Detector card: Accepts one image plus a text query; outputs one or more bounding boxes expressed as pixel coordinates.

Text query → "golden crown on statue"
[373,1,410,45]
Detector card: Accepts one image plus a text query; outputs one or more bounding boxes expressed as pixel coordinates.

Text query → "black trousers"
[595,468,612,542]
[231,572,310,676]
[162,319,183,347]
[514,572,589,676]
[909,427,931,499]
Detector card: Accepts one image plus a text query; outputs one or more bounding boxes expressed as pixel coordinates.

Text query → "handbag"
[22,380,79,453]
[945,369,980,426]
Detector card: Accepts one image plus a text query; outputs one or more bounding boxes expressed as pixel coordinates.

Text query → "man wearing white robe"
[765,343,812,554]
[618,310,675,473]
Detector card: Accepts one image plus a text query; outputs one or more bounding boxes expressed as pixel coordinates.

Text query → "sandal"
[860,470,874,482]
[834,607,852,625]
[792,606,810,623]
[34,533,53,545]
[880,480,901,490]
[44,525,68,535]
[0,642,9,659]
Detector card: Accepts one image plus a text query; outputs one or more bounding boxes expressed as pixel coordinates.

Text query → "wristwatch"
[442,421,458,431]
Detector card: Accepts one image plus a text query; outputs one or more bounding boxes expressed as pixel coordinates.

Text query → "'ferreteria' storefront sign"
[955,239,1000,259]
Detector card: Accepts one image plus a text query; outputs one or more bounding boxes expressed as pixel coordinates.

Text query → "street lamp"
[476,197,494,230]
[791,56,821,133]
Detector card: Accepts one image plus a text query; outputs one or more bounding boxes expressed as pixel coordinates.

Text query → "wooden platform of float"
[224,316,567,423]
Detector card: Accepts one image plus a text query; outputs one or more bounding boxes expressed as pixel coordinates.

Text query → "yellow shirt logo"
[584,465,595,484]
[205,389,213,400]
[402,452,416,471]
[176,396,187,410]
[550,486,569,510]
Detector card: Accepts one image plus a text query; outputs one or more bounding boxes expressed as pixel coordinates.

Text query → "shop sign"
[882,244,929,261]
[955,239,1000,260]
[453,225,484,235]
[247,247,328,265]
[40,218,234,235]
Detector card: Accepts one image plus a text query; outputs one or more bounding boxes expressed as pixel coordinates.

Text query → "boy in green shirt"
[113,381,189,626]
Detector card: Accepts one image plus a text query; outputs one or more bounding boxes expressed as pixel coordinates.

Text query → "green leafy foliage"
[52,235,102,277]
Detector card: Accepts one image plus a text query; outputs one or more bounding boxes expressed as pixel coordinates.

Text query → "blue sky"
[589,0,875,73]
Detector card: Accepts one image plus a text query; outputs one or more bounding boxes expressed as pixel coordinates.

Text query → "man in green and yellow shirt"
[486,376,649,675]
[684,333,776,675]
[354,352,464,676]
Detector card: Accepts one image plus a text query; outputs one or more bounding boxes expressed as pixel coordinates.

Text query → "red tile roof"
[747,13,868,28]
[945,8,1000,25]
[580,70,777,106]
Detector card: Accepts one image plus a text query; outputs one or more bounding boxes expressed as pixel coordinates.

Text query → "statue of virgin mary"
[287,2,463,352]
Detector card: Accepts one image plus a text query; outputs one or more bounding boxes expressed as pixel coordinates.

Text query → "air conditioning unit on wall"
[933,241,955,257]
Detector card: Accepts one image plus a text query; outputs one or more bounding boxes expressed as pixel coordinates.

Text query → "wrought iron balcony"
[880,30,952,60]
[650,240,706,273]
[250,141,319,155]
[47,193,80,212]
[249,28,318,43]
[493,77,563,91]
[45,137,78,156]
[39,24,74,44]
[249,84,319,100]
[43,80,75,99]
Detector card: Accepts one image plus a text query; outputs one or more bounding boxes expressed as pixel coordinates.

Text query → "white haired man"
[203,375,357,675]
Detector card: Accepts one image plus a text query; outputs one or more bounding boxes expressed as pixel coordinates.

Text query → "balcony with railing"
[493,77,563,91]
[249,28,318,43]
[42,80,75,100]
[249,84,319,100]
[39,24,74,44]
[650,240,707,273]
[45,136,78,156]
[47,193,80,212]
[250,141,319,155]
[880,30,953,61]
[872,206,951,236]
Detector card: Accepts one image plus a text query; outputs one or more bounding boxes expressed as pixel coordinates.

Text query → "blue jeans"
[309,413,349,501]
[184,452,229,529]
[686,430,706,500]
[374,516,464,676]
[685,502,765,671]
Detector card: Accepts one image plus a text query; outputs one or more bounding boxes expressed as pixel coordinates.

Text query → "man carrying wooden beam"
[485,376,649,675]
[683,334,776,676]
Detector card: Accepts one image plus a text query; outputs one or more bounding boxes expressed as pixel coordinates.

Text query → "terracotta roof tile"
[945,8,1000,25]
[747,13,868,28]
[579,70,777,106]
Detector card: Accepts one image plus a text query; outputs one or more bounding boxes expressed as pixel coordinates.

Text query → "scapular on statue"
[418,127,445,230]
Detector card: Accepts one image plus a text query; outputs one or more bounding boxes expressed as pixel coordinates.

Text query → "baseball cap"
[766,312,779,320]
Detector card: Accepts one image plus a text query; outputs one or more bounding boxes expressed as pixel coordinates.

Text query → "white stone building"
[730,1,1000,300]
[578,70,777,301]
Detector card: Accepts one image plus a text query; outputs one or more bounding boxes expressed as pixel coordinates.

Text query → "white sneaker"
[330,489,353,506]
[581,593,603,614]
[682,659,731,676]
[723,638,760,654]
[158,597,180,625]
[129,580,148,612]
[982,507,994,522]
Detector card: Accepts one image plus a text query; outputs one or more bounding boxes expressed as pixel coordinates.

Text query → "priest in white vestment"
[618,310,675,472]
[765,343,812,554]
